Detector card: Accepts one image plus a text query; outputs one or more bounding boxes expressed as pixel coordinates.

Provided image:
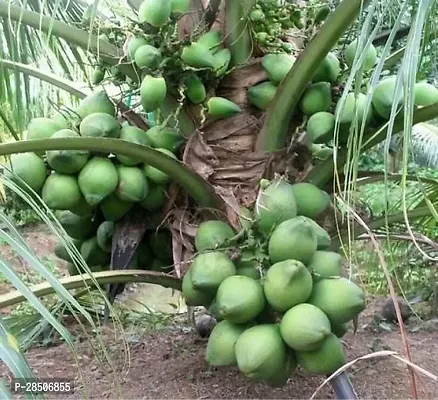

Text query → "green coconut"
[280,303,332,351]
[235,324,287,381]
[216,275,265,324]
[42,173,82,210]
[138,0,171,27]
[139,184,167,211]
[145,125,184,152]
[115,165,149,202]
[78,157,119,206]
[311,52,340,83]
[184,74,207,104]
[6,152,48,193]
[261,53,296,84]
[414,82,438,107]
[247,81,277,110]
[100,193,134,221]
[171,0,190,13]
[300,82,332,116]
[208,297,223,321]
[332,322,349,338]
[68,196,94,218]
[96,220,114,252]
[80,236,111,267]
[140,75,167,112]
[26,118,61,141]
[128,37,149,60]
[206,97,241,119]
[197,30,222,52]
[235,264,261,280]
[56,210,97,240]
[54,239,82,263]
[372,76,403,119]
[134,44,162,69]
[52,111,72,129]
[190,251,236,291]
[296,333,346,375]
[345,39,377,71]
[182,267,214,306]
[206,320,247,366]
[308,251,343,279]
[79,112,121,138]
[284,216,331,250]
[213,48,231,77]
[117,125,151,166]
[263,260,313,312]
[254,179,297,236]
[268,217,318,264]
[308,277,366,325]
[76,90,115,118]
[335,92,373,130]
[46,129,89,174]
[264,349,297,387]
[180,43,216,69]
[306,112,335,144]
[194,220,235,252]
[291,182,331,219]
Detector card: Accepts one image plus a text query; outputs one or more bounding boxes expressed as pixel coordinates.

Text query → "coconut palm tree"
[0,0,438,397]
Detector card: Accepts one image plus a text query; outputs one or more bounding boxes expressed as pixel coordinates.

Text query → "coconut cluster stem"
[255,0,370,152]
[225,0,254,66]
[0,270,182,309]
[0,137,224,210]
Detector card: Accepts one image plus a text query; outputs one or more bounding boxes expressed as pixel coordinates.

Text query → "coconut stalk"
[0,270,182,309]
[0,59,90,99]
[255,0,370,152]
[225,0,255,66]
[0,137,224,211]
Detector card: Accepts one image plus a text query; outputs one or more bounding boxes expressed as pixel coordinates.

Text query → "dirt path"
[0,225,437,399]
[1,323,437,399]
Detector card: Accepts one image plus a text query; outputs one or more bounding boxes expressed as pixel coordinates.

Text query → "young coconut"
[235,324,287,381]
[254,178,297,236]
[308,277,366,325]
[280,303,332,351]
[296,333,346,375]
[268,217,318,264]
[263,260,313,312]
[194,220,235,252]
[215,276,265,324]
[190,251,236,292]
[206,320,247,366]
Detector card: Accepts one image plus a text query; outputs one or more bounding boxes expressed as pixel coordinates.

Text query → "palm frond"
[0,316,37,398]
[0,0,112,137]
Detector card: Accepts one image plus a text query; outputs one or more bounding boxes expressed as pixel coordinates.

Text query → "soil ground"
[0,224,437,399]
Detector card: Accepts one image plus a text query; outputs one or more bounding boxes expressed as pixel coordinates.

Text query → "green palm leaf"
[0,317,39,399]
[0,379,12,400]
